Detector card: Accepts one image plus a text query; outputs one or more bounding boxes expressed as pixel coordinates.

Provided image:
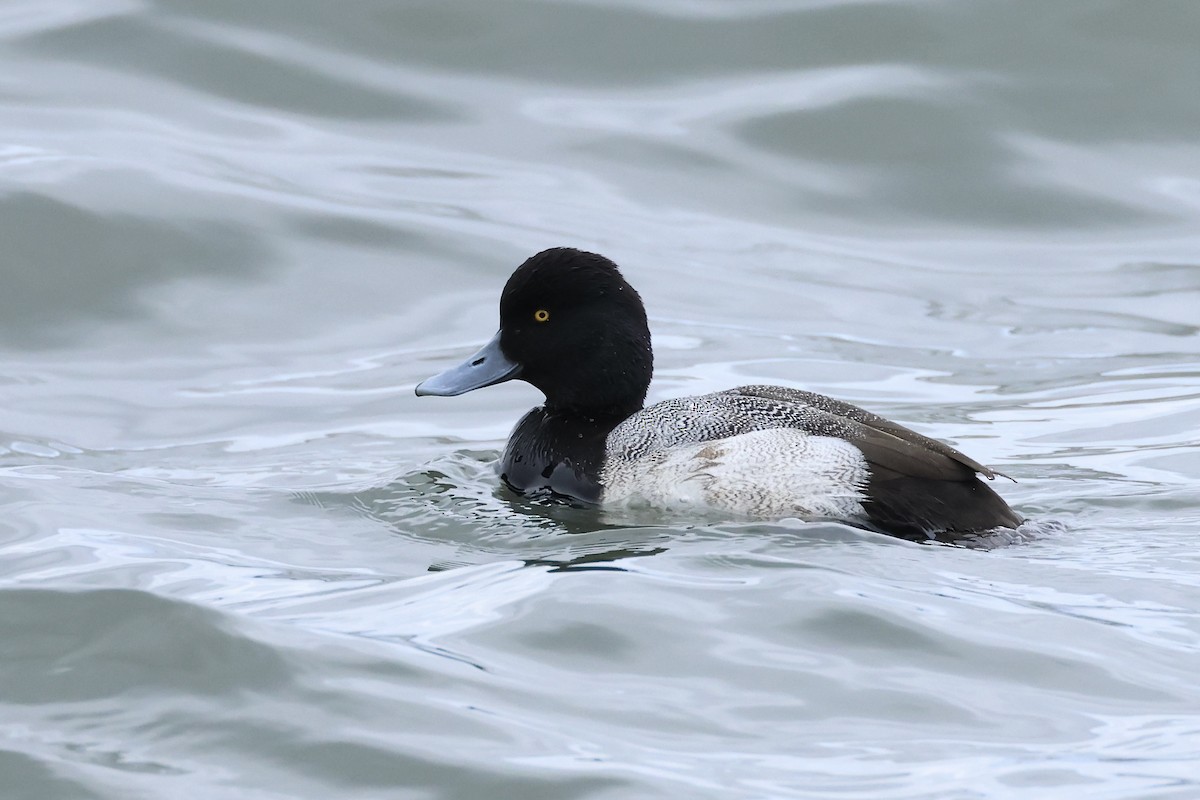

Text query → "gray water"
[3,1,1199,798]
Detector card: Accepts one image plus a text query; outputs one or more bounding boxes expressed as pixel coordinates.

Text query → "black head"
[416,248,653,418]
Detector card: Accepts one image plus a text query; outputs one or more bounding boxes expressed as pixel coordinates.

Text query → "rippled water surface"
[3,1,1200,798]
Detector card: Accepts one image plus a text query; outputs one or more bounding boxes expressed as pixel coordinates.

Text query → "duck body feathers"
[499,384,1022,540]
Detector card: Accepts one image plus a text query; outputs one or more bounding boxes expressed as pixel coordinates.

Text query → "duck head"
[416,247,653,418]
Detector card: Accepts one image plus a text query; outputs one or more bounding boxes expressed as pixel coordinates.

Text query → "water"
[3,1,1199,797]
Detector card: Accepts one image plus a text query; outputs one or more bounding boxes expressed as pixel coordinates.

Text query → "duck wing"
[725,385,1007,481]
[723,385,1022,536]
[608,385,1021,538]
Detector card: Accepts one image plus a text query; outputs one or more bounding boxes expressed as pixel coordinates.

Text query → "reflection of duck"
[417,248,1023,542]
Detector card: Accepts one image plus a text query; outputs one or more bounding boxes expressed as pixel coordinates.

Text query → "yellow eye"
[533,309,550,323]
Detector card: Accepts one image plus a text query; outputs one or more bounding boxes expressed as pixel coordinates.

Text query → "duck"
[416,247,1023,541]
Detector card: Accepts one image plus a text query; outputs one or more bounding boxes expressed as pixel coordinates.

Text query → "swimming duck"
[416,247,1022,541]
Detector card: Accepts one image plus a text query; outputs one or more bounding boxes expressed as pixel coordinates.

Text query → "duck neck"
[544,397,643,424]
[539,358,650,422]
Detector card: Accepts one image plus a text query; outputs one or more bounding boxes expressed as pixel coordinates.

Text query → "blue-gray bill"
[415,330,521,396]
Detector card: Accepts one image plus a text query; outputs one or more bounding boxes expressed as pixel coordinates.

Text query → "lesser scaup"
[416,247,1023,541]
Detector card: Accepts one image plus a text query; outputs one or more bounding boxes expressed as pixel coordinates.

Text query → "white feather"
[602,428,869,519]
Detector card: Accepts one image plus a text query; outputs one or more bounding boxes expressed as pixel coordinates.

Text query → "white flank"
[602,428,869,519]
